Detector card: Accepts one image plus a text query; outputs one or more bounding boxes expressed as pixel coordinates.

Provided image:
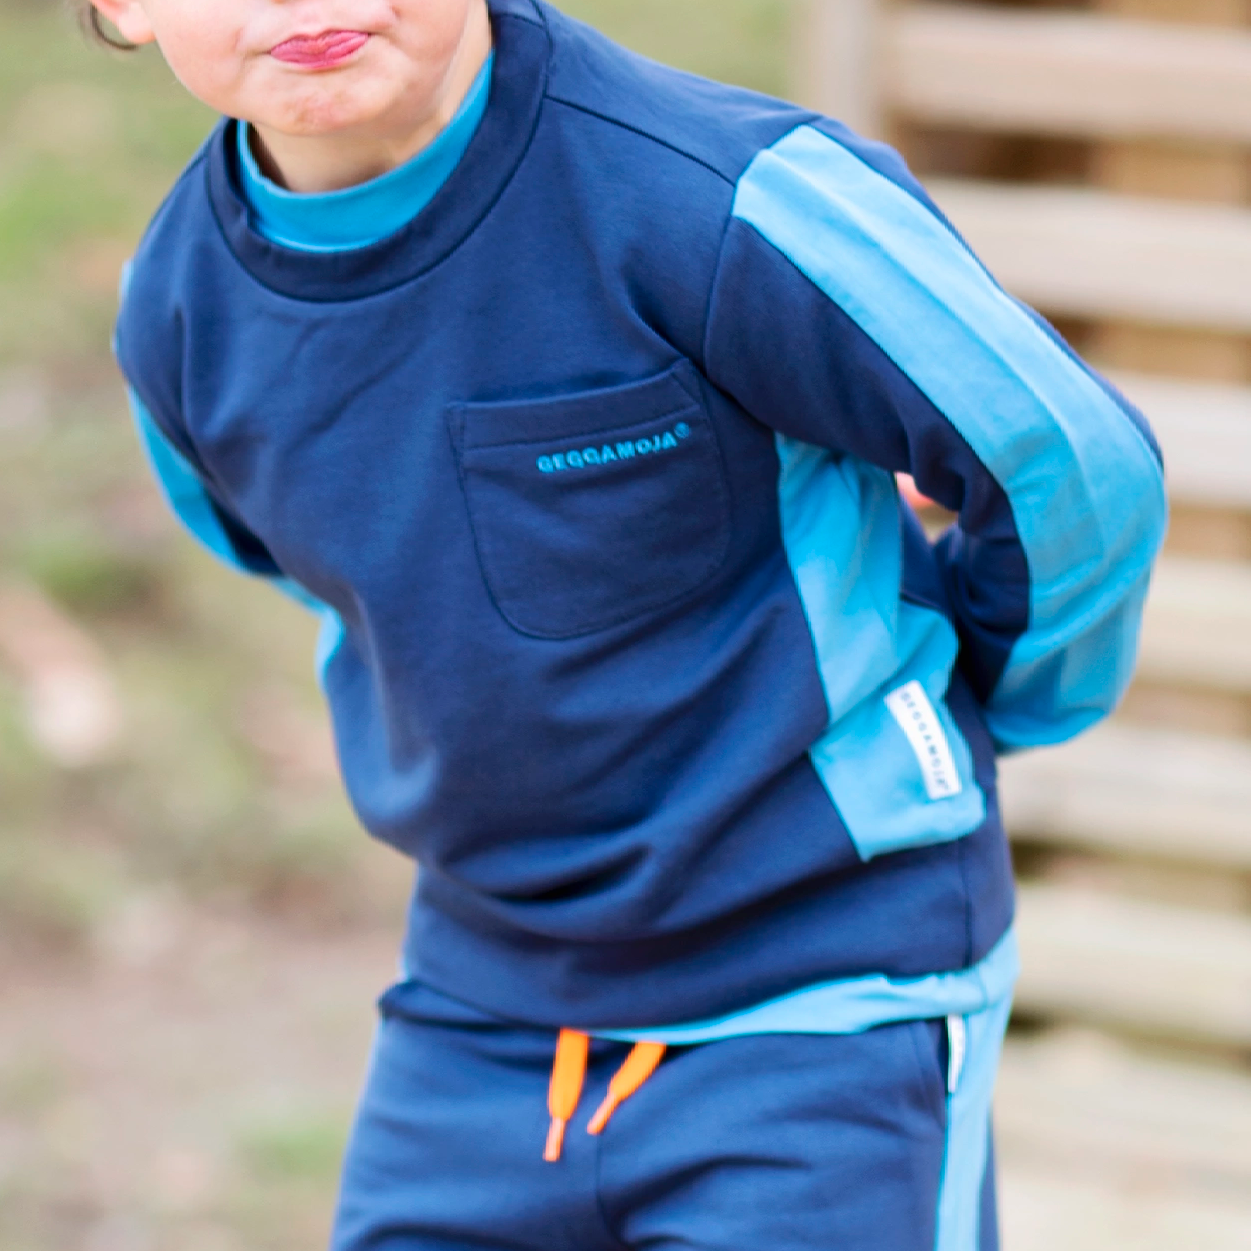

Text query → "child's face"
[91,0,487,137]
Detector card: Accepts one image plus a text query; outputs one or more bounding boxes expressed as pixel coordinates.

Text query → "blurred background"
[0,1,1247,1248]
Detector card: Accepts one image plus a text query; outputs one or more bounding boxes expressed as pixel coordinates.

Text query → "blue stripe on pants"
[937,997,1012,1251]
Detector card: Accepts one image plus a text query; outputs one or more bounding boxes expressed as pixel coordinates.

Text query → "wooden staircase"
[800,2,1251,1245]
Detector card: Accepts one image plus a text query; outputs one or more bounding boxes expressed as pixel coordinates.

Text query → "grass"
[226,1104,353,1246]
[237,1106,351,1185]
[0,8,213,366]
[562,0,791,94]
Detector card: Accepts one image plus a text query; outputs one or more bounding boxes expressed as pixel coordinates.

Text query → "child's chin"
[262,85,398,139]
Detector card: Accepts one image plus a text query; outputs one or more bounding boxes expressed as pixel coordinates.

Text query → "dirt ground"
[1,903,400,1251]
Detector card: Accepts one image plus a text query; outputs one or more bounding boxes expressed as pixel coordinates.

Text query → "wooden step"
[998,1027,1251,1195]
[1110,372,1251,511]
[1139,557,1251,693]
[927,179,1251,333]
[1015,882,1251,1047]
[886,4,1251,145]
[1000,1168,1251,1251]
[998,1029,1251,1251]
[1000,722,1251,869]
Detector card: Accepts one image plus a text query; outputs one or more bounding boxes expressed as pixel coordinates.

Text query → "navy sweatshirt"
[115,0,1167,1029]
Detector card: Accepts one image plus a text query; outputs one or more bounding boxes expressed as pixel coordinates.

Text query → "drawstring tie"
[544,1028,666,1162]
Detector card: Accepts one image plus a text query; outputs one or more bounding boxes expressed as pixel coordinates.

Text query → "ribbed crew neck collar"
[207,0,549,302]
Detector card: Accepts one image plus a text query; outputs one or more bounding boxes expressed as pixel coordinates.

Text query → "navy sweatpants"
[331,982,1005,1251]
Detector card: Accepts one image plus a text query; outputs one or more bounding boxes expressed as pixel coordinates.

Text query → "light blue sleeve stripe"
[128,389,346,681]
[594,927,1018,1044]
[732,125,1168,749]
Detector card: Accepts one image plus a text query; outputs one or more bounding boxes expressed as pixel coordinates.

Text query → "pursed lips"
[269,29,371,68]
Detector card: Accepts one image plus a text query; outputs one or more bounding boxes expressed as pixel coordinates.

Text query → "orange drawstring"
[543,1031,668,1161]
[587,1041,666,1135]
[545,1029,590,1162]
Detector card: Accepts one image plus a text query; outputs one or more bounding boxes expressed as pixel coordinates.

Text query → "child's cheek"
[149,21,250,118]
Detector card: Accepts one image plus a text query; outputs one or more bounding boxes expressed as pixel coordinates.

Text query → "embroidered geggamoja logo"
[536,421,692,474]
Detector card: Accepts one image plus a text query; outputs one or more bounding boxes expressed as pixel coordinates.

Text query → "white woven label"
[884,680,963,801]
[946,1014,968,1094]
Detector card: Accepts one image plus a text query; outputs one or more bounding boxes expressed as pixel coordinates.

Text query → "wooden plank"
[795,0,882,137]
[1096,0,1250,27]
[1015,882,1251,1046]
[1111,372,1251,508]
[887,4,1251,146]
[1163,505,1251,562]
[998,1030,1251,1190]
[1000,722,1251,868]
[1138,557,1251,692]
[1087,0,1251,414]
[1000,1169,1251,1251]
[999,1021,1251,1251]
[1096,325,1249,387]
[1091,143,1251,205]
[927,179,1251,333]
[1118,684,1251,739]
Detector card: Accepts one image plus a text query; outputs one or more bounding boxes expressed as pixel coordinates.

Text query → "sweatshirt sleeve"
[704,120,1168,752]
[128,388,325,616]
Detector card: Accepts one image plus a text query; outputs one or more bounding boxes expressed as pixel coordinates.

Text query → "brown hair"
[73,2,137,50]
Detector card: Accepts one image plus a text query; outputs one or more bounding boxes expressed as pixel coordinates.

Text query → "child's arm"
[128,389,325,615]
[705,122,1168,753]
[115,241,319,611]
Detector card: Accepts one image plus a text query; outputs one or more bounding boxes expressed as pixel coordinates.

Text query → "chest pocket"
[448,362,732,639]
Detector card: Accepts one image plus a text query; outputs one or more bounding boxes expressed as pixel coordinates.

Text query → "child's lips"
[270,30,370,69]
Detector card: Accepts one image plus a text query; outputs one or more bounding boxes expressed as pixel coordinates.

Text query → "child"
[87,0,1168,1247]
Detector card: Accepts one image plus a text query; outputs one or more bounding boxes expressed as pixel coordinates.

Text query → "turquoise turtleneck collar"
[237,53,494,253]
